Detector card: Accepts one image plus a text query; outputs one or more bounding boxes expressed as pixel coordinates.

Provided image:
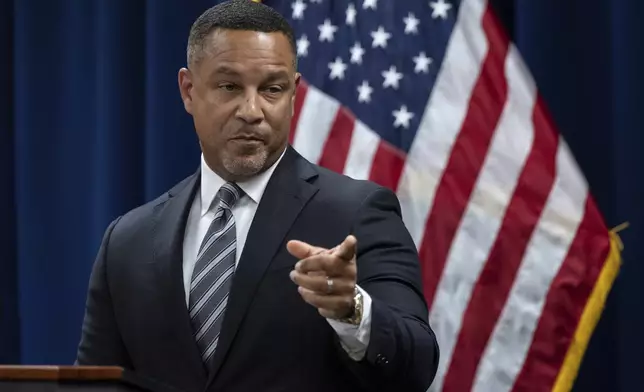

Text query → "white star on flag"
[357,81,373,103]
[350,42,365,64]
[291,0,306,20]
[430,0,452,20]
[363,0,377,10]
[346,3,357,25]
[393,105,414,128]
[404,13,420,34]
[413,52,432,73]
[296,35,310,57]
[382,66,403,89]
[371,26,391,48]
[318,19,338,42]
[328,57,348,80]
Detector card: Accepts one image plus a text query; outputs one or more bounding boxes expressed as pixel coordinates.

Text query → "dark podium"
[0,366,182,392]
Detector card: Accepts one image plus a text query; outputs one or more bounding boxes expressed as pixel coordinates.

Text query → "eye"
[265,85,284,94]
[219,83,237,92]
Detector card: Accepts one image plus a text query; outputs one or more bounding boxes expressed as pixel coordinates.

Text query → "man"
[76,1,439,391]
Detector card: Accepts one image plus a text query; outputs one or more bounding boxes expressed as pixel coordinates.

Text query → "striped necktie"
[189,182,243,365]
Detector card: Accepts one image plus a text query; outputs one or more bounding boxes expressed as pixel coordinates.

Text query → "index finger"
[333,235,357,261]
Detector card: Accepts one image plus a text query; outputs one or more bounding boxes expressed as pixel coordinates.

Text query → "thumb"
[286,240,326,259]
[333,235,357,261]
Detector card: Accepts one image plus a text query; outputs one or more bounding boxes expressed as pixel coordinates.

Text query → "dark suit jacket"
[76,146,439,392]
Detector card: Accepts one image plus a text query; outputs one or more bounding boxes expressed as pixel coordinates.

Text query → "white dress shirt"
[182,149,372,360]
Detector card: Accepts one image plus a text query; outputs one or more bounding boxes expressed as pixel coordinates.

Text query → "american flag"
[255,0,622,390]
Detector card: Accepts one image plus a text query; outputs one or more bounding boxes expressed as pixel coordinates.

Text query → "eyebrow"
[211,65,241,76]
[264,70,290,82]
[211,66,290,82]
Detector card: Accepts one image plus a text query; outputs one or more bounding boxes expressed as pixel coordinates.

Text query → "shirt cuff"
[326,285,373,361]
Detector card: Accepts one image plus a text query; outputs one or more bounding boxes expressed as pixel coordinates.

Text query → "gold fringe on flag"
[553,223,627,392]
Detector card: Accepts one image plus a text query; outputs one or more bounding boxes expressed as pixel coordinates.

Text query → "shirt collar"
[199,147,287,217]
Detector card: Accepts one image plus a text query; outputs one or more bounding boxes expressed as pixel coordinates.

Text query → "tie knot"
[217,182,243,209]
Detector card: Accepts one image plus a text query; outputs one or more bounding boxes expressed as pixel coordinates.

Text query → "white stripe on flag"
[291,86,339,164]
[428,43,537,392]
[343,120,379,180]
[397,0,489,247]
[472,139,588,392]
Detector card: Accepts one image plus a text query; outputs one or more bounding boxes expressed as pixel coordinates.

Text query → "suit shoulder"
[315,165,388,198]
[110,173,196,234]
[312,165,397,212]
[308,166,404,239]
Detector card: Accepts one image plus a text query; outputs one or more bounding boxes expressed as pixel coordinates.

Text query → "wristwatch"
[339,287,363,325]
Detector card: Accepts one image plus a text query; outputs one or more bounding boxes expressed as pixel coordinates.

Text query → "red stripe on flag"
[511,201,611,390]
[289,80,309,144]
[419,7,510,308]
[318,107,355,174]
[441,97,559,391]
[368,141,406,192]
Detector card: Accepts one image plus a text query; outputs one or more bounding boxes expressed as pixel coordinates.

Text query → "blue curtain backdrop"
[1,0,642,390]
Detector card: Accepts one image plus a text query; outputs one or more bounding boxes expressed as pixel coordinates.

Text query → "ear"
[178,67,194,114]
[291,72,302,116]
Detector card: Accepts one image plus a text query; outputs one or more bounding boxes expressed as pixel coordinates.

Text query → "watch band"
[339,287,363,325]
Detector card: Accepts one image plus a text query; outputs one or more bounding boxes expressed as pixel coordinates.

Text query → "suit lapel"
[151,171,208,383]
[206,147,319,383]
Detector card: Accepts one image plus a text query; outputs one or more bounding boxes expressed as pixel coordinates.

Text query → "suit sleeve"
[76,217,132,367]
[337,186,440,392]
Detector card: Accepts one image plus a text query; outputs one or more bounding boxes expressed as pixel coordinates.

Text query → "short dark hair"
[187,0,297,69]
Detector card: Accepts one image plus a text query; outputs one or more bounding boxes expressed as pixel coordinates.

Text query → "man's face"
[179,29,300,181]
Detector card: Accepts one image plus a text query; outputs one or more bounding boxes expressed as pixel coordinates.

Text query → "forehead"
[201,29,294,73]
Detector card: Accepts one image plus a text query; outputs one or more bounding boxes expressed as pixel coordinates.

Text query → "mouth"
[229,134,265,143]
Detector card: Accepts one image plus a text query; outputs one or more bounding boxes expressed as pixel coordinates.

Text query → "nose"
[236,91,264,124]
